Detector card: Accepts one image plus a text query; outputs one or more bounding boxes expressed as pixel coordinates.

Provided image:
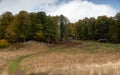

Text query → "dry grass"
[0,41,48,75]
[1,40,120,75]
[23,62,120,75]
[21,52,120,75]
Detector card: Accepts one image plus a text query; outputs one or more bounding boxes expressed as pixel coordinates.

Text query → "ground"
[0,40,120,75]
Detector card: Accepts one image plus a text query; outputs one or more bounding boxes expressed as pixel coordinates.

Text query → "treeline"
[0,11,69,43]
[0,10,120,43]
[74,14,120,43]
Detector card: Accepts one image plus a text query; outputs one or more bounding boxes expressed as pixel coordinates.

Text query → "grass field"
[0,40,120,75]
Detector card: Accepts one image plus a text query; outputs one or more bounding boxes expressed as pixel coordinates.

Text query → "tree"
[5,17,18,43]
[0,16,2,39]
[37,12,47,25]
[109,13,120,42]
[30,12,47,40]
[34,24,44,41]
[2,10,120,44]
[94,16,110,40]
[109,20,120,42]
[60,19,66,41]
[88,17,96,40]
[75,18,89,40]
[59,15,69,41]
[5,11,31,42]
[115,13,120,21]
[44,17,58,43]
[0,11,14,39]
[29,12,38,39]
[82,18,89,40]
[16,11,31,42]
[66,23,76,39]
[82,25,89,40]
[75,20,83,39]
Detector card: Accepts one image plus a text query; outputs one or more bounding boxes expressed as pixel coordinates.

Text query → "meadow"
[0,40,120,75]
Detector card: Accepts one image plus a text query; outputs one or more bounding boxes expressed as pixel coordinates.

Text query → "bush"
[0,39,10,48]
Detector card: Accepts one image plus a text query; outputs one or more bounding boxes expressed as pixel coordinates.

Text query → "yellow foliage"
[0,39,10,48]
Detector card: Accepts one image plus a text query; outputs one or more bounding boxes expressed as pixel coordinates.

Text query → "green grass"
[8,55,33,75]
[7,51,51,75]
[50,40,120,54]
[8,57,25,75]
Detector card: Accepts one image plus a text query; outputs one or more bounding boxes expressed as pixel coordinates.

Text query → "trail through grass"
[8,54,33,75]
[7,49,52,75]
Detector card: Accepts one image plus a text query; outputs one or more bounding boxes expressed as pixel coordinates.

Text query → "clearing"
[0,40,120,75]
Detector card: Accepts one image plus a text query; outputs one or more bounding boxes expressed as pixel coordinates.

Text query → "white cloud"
[0,0,56,14]
[48,0,117,22]
[0,0,118,22]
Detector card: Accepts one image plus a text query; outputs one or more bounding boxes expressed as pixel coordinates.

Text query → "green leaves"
[44,18,58,43]
[1,11,120,43]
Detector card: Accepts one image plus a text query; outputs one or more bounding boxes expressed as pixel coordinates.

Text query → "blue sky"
[0,0,119,22]
[90,0,120,11]
[56,0,120,11]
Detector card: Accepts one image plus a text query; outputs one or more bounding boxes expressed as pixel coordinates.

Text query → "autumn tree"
[1,10,120,44]
[29,12,38,39]
[34,24,44,41]
[5,16,18,43]
[37,12,47,25]
[88,17,96,40]
[66,23,76,39]
[43,17,58,43]
[5,11,31,42]
[0,15,2,39]
[17,11,31,42]
[109,13,120,42]
[75,18,89,40]
[75,20,83,39]
[0,12,14,39]
[94,16,110,40]
[115,13,120,21]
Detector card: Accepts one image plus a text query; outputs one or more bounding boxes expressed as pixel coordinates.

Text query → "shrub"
[0,39,10,48]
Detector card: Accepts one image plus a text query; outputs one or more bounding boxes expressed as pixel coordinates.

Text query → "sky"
[0,0,120,22]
